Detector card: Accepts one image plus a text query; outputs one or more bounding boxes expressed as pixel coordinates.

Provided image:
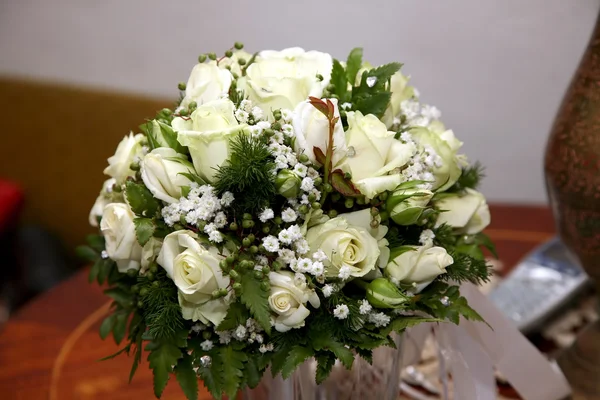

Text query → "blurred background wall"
[0,0,599,253]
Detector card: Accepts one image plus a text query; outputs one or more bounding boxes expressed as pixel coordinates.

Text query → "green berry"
[242,237,252,247]
[242,219,254,229]
[208,52,217,60]
[188,101,197,111]
[262,265,270,274]
[238,58,247,66]
[198,54,207,63]
[249,245,259,254]
[311,202,321,210]
[345,198,354,208]
[379,192,389,201]
[331,192,341,202]
[211,289,220,299]
[370,207,379,216]
[152,281,160,288]
[273,216,283,225]
[225,50,233,57]
[323,183,333,193]
[247,233,255,243]
[299,154,309,163]
[178,82,187,91]
[262,225,270,234]
[254,270,263,280]
[229,222,238,231]
[260,282,270,291]
[243,213,253,220]
[273,110,282,120]
[137,301,144,308]
[234,42,244,49]
[233,282,242,292]
[271,261,282,271]
[219,288,229,296]
[178,108,189,117]
[219,260,229,270]
[202,331,212,340]
[314,177,323,186]
[299,205,309,214]
[127,268,138,278]
[308,193,317,203]
[131,285,140,294]
[229,270,239,279]
[139,288,148,297]
[328,209,338,218]
[264,128,275,137]
[226,255,236,264]
[356,196,366,205]
[146,272,155,281]
[271,121,281,131]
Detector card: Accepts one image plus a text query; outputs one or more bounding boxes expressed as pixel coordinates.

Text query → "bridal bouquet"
[80,43,495,399]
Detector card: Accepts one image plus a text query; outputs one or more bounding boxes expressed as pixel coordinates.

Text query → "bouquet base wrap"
[404,283,572,400]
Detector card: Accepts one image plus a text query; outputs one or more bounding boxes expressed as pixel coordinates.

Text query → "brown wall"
[0,77,171,256]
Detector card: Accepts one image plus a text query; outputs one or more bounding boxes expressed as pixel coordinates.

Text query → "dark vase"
[545,12,600,400]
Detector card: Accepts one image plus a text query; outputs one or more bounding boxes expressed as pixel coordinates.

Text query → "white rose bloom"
[306,209,389,279]
[434,188,491,234]
[382,70,414,128]
[103,133,144,183]
[335,111,416,199]
[173,99,247,182]
[100,203,142,273]
[89,178,116,227]
[386,244,453,285]
[180,63,233,108]
[239,47,333,113]
[292,98,346,166]
[268,271,320,332]
[157,230,230,325]
[411,127,462,192]
[140,147,195,203]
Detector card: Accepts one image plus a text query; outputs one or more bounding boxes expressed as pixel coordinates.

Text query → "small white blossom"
[240,99,253,112]
[249,125,263,137]
[278,228,294,245]
[400,132,413,142]
[421,104,441,121]
[208,230,223,243]
[333,304,350,319]
[294,239,309,255]
[281,208,298,222]
[259,343,275,353]
[256,255,269,266]
[296,258,312,273]
[255,334,264,344]
[281,109,293,122]
[262,236,280,252]
[213,212,228,228]
[259,208,275,223]
[275,154,288,170]
[273,131,285,144]
[359,299,372,315]
[419,229,436,246]
[200,340,214,351]
[338,265,352,280]
[293,163,308,177]
[235,109,249,123]
[217,330,232,344]
[251,106,264,120]
[234,325,247,340]
[191,323,206,333]
[313,249,328,262]
[341,102,352,110]
[287,198,299,207]
[294,272,307,287]
[307,168,320,179]
[310,261,324,276]
[322,284,335,298]
[368,312,391,328]
[220,192,235,207]
[257,121,271,130]
[300,177,314,192]
[287,225,302,241]
[393,117,401,126]
[281,124,294,137]
[277,248,296,264]
[301,194,310,205]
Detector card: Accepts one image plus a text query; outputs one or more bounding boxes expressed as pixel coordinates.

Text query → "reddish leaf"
[313,146,327,166]
[309,97,329,117]
[331,170,361,197]
[326,99,336,119]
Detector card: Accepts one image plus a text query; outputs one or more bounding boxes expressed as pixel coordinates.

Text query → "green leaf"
[125,181,160,217]
[220,346,247,399]
[311,336,353,370]
[141,121,160,150]
[198,349,222,399]
[270,343,290,377]
[147,342,183,398]
[178,172,206,186]
[217,302,249,331]
[154,120,187,154]
[98,345,130,361]
[453,296,487,325]
[113,312,128,345]
[134,217,155,246]
[382,316,442,336]
[104,287,132,307]
[363,62,402,90]
[315,352,336,384]
[352,92,392,118]
[346,48,363,86]
[86,234,105,252]
[478,233,498,258]
[331,59,348,100]
[175,353,198,400]
[129,342,143,383]
[99,314,116,340]
[88,260,101,283]
[97,259,115,285]
[76,245,97,262]
[243,357,262,389]
[331,169,361,197]
[240,272,272,334]
[355,348,373,364]
[281,346,314,379]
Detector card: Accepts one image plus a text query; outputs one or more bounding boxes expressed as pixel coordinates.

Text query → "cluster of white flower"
[213,318,265,348]
[161,184,234,243]
[235,99,266,125]
[396,132,442,189]
[368,312,391,328]
[358,299,372,315]
[419,229,436,246]
[400,98,442,128]
[333,304,350,319]
[259,343,275,354]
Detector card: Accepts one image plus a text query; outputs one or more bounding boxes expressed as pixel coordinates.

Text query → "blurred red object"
[0,180,24,232]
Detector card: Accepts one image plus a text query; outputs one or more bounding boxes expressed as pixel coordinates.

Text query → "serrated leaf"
[97,259,114,285]
[355,348,373,364]
[99,314,116,339]
[104,287,132,306]
[352,92,392,118]
[125,181,160,217]
[381,316,441,337]
[331,59,348,101]
[308,96,330,117]
[281,346,314,379]
[129,342,143,383]
[315,352,336,384]
[240,272,271,334]
[175,353,198,400]
[198,349,222,399]
[270,343,290,377]
[346,48,363,86]
[113,312,128,345]
[364,62,402,89]
[147,342,183,398]
[217,302,249,331]
[221,346,248,399]
[311,336,353,369]
[98,345,130,361]
[331,169,361,197]
[244,357,262,389]
[134,217,155,246]
[478,233,498,258]
[76,245,97,262]
[86,234,105,252]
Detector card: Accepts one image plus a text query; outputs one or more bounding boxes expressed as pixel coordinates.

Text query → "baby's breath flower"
[333,304,349,319]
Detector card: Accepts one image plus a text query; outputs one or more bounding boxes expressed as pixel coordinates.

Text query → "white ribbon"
[403,283,571,400]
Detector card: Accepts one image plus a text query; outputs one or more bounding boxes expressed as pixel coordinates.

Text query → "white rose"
[140,147,195,203]
[382,70,414,128]
[269,271,320,332]
[89,178,116,227]
[434,188,491,234]
[306,209,389,279]
[411,127,462,192]
[103,133,144,183]
[180,63,233,108]
[292,98,346,166]
[157,230,230,325]
[100,203,142,273]
[141,237,162,273]
[217,50,252,76]
[387,186,434,225]
[239,47,333,113]
[173,99,247,182]
[335,111,416,199]
[386,244,453,284]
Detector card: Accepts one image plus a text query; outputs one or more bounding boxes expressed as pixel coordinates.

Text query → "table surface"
[0,205,556,400]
